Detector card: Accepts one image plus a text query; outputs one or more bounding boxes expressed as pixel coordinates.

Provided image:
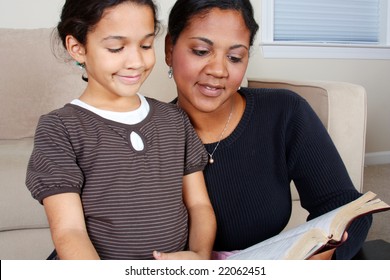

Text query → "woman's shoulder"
[241,86,304,102]
[240,87,307,112]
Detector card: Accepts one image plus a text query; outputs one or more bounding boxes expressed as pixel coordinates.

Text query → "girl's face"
[166,8,250,113]
[78,2,155,104]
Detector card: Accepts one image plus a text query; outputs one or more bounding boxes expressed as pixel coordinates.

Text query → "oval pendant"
[130,131,144,151]
[209,157,214,164]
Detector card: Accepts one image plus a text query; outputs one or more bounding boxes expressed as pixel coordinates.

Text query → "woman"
[164,0,371,259]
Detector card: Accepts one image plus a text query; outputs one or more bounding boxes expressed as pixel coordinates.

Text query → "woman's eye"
[108,47,124,53]
[228,55,242,63]
[192,49,209,56]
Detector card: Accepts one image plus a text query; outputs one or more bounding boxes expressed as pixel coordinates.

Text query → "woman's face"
[166,8,251,113]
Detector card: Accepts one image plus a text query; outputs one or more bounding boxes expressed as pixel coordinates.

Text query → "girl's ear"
[164,34,173,66]
[65,35,86,63]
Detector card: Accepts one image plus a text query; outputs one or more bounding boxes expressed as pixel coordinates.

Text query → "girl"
[26,0,216,260]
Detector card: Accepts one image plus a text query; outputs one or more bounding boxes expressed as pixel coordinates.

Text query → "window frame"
[261,0,390,59]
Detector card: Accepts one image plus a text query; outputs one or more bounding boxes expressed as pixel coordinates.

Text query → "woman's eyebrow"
[189,36,248,50]
[190,36,213,45]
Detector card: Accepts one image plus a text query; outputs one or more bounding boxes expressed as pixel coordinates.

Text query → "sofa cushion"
[0,28,85,139]
[0,138,48,231]
[0,229,53,260]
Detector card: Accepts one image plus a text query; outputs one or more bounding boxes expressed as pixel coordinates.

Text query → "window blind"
[274,0,380,44]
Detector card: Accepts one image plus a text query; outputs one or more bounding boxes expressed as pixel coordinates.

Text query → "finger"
[309,248,336,260]
[153,250,174,260]
[343,231,348,242]
[153,250,163,260]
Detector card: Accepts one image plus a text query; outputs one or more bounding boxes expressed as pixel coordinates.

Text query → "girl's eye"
[228,55,242,63]
[141,45,152,50]
[192,49,209,56]
[108,47,124,53]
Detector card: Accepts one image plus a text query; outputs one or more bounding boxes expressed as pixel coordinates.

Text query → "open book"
[227,191,390,260]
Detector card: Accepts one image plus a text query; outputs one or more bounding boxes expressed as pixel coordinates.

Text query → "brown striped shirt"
[26,97,208,259]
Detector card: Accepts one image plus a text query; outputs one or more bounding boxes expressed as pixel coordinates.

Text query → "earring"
[76,61,85,69]
[76,61,88,82]
[168,67,173,79]
[82,73,88,82]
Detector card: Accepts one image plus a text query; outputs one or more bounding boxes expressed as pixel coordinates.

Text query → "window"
[261,0,390,59]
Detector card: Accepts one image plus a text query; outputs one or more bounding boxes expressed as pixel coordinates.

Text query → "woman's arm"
[287,96,371,259]
[154,171,216,260]
[43,193,100,260]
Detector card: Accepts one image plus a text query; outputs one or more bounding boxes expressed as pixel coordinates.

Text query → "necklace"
[207,104,233,164]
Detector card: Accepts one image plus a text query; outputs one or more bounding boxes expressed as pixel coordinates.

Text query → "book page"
[227,211,339,260]
[228,228,328,260]
[228,192,390,260]
[330,192,390,239]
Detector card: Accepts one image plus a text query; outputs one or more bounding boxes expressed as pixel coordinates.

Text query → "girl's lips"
[197,83,224,97]
[116,74,142,85]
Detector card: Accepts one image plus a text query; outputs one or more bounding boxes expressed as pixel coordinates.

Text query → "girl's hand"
[153,250,209,260]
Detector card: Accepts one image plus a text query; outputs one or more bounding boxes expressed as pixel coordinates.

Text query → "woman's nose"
[205,54,228,78]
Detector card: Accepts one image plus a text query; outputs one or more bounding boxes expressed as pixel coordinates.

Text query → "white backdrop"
[1,0,389,158]
[0,0,176,28]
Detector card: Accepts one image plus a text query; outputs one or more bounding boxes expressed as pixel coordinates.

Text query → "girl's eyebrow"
[101,33,155,42]
[189,36,248,50]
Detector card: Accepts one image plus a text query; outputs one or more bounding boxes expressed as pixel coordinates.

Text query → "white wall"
[1,0,389,163]
[249,1,390,164]
[0,0,174,28]
[0,0,64,28]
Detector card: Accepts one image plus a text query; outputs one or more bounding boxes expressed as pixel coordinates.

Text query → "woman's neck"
[180,93,246,144]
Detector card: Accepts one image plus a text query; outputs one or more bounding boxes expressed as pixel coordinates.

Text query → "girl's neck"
[79,88,141,112]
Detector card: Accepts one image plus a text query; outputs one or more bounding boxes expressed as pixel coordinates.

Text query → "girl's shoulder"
[145,96,186,116]
[38,104,75,122]
[37,104,88,129]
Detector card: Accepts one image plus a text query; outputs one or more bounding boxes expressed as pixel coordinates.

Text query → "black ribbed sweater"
[203,87,372,259]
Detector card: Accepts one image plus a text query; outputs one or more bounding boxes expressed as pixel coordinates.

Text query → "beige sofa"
[0,28,367,259]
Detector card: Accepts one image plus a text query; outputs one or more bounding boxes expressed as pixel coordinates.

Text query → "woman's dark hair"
[168,0,259,46]
[56,0,160,50]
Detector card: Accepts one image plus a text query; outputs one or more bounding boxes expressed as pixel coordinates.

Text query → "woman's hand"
[308,248,336,260]
[308,232,348,260]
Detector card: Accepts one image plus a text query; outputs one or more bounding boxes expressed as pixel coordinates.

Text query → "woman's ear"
[164,34,173,67]
[65,35,86,63]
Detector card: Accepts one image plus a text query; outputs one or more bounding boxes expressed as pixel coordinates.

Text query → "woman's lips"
[197,83,224,97]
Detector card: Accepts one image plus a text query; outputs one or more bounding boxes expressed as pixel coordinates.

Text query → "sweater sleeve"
[285,96,372,259]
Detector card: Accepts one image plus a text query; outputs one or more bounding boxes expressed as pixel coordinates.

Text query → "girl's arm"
[43,193,100,259]
[154,171,216,260]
